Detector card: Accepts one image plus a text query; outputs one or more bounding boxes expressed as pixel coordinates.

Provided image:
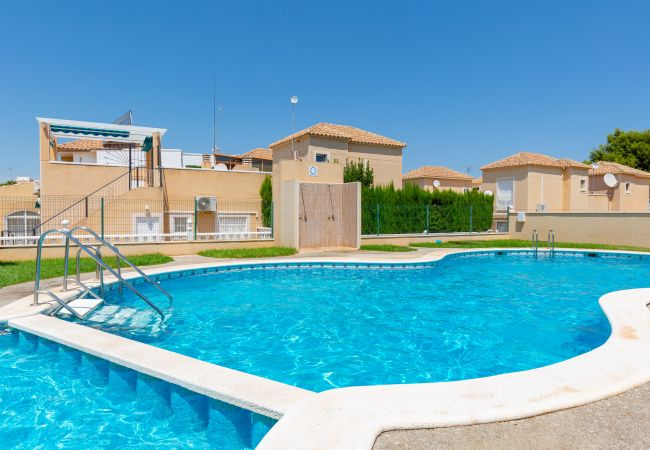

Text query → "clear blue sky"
[1,0,649,181]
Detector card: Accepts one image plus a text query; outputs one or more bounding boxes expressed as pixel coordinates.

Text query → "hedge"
[361,183,494,235]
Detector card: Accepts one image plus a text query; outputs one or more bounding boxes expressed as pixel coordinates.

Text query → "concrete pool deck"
[2,247,650,449]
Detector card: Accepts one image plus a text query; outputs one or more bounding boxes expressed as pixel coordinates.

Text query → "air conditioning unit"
[196,196,217,212]
[536,202,547,212]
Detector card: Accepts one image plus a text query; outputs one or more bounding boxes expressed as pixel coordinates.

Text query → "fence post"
[469,205,473,233]
[426,205,430,233]
[100,198,104,239]
[193,198,198,240]
[270,201,274,239]
[376,204,380,236]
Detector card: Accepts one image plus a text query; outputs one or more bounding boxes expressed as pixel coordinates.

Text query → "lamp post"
[590,163,599,193]
[290,96,299,159]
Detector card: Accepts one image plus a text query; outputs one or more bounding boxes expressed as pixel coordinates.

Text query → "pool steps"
[9,314,313,420]
[13,329,274,448]
[55,297,104,319]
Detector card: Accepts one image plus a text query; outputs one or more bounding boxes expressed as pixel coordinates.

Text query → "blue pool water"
[0,331,273,449]
[83,251,649,392]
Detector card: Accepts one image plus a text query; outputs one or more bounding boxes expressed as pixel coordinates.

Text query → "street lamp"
[290,96,299,159]
[590,163,599,193]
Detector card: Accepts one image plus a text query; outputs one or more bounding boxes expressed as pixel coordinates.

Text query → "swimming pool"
[0,330,274,448]
[78,251,649,392]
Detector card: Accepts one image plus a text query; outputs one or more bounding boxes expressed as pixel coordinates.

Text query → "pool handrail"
[32,228,169,320]
[69,226,172,307]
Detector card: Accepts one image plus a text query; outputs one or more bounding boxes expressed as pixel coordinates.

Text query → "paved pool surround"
[4,248,650,450]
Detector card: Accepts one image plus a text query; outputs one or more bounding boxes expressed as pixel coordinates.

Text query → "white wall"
[161,149,203,168]
[161,149,183,168]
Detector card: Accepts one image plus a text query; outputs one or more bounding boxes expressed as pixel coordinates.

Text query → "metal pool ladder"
[33,226,173,321]
[548,229,556,255]
[531,229,539,255]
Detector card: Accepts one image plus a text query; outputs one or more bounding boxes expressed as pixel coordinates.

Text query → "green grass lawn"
[410,239,650,252]
[0,253,173,289]
[360,244,417,252]
[198,247,297,259]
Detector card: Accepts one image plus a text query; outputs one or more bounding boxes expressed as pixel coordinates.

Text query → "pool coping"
[5,247,650,449]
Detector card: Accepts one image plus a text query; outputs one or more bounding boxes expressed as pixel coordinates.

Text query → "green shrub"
[344,159,374,187]
[361,184,493,234]
[260,175,272,227]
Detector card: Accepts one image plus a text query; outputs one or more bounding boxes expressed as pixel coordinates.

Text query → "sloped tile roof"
[403,166,473,181]
[56,139,130,151]
[240,148,272,160]
[269,122,406,148]
[57,139,104,151]
[481,152,589,170]
[590,161,650,179]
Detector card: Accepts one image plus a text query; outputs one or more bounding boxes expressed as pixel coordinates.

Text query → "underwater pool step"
[56,298,104,319]
[104,307,139,325]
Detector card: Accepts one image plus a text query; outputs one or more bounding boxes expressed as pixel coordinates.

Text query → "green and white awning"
[49,124,130,139]
[37,117,167,145]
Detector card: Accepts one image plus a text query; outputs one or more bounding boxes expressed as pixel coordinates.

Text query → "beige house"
[270,122,405,187]
[0,179,40,241]
[588,161,650,211]
[403,166,474,193]
[23,117,271,242]
[481,152,650,231]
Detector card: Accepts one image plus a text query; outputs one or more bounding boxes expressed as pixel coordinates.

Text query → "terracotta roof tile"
[403,166,473,181]
[269,122,406,148]
[590,161,650,179]
[57,139,104,151]
[56,139,130,152]
[240,148,272,160]
[481,152,589,170]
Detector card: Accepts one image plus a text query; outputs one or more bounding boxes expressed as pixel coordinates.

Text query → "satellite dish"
[484,190,493,196]
[433,179,441,188]
[213,163,228,171]
[603,172,618,188]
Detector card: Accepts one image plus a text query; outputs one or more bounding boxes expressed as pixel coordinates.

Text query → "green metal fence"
[1,196,271,246]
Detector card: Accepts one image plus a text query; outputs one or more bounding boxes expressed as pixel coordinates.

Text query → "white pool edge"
[4,248,650,449]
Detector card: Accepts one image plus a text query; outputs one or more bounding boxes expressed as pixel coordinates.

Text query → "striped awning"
[49,124,130,139]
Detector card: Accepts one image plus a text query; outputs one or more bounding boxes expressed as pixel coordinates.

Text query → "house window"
[625,182,632,194]
[169,214,192,234]
[580,179,587,192]
[5,210,40,236]
[218,214,249,234]
[496,178,514,210]
[315,153,329,163]
[133,215,161,241]
[496,221,508,232]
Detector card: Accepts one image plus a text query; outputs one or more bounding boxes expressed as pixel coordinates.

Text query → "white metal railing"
[0,230,272,246]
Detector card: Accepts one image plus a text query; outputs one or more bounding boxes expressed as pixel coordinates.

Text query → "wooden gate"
[298,182,359,249]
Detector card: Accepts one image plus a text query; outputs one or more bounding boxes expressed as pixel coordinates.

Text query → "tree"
[588,128,650,171]
[259,175,272,227]
[344,159,374,187]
